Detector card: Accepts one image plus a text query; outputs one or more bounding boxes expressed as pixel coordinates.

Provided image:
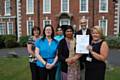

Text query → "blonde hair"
[91,25,104,38]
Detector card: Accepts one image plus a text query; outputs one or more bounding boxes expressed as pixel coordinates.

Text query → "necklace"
[92,39,102,44]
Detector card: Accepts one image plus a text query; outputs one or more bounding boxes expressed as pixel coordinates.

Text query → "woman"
[54,26,64,42]
[86,26,109,80]
[58,25,80,80]
[35,25,58,80]
[27,26,41,80]
[54,26,64,80]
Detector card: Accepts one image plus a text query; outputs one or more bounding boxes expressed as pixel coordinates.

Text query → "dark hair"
[32,26,41,35]
[42,24,55,40]
[63,25,74,37]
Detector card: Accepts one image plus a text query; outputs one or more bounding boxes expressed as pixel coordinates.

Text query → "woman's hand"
[65,57,75,64]
[45,63,54,69]
[87,45,93,52]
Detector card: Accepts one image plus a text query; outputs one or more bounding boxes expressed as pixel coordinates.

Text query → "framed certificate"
[76,35,89,54]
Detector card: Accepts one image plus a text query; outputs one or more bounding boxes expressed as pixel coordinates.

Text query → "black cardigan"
[58,38,69,73]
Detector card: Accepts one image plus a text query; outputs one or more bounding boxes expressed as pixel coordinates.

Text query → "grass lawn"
[0,57,31,80]
[0,57,120,80]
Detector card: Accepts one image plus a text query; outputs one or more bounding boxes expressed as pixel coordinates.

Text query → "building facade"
[0,0,17,36]
[0,0,119,40]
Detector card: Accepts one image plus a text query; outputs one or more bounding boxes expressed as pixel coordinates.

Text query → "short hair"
[80,17,87,24]
[32,26,41,36]
[91,25,104,37]
[56,26,62,31]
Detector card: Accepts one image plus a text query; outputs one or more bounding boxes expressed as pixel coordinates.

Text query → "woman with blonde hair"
[86,25,109,80]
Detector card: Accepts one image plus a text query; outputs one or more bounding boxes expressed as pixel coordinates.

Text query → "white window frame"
[61,0,69,13]
[7,22,13,34]
[99,0,108,13]
[43,0,51,14]
[26,0,34,14]
[99,19,108,36]
[43,20,51,28]
[79,0,88,13]
[27,20,34,36]
[59,19,70,26]
[5,0,11,16]
[0,22,6,35]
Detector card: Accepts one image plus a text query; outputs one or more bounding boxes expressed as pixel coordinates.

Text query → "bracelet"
[44,62,47,66]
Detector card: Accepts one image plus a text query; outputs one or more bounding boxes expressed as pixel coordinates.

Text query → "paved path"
[0,47,120,66]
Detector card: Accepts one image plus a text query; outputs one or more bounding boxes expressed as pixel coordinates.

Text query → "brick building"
[0,0,119,40]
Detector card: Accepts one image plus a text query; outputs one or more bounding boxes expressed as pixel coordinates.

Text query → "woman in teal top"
[54,26,64,80]
[35,25,58,80]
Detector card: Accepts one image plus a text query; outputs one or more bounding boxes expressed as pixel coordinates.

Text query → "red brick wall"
[0,0,16,35]
[20,0,115,36]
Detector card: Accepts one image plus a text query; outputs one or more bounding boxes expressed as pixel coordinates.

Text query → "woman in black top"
[58,25,80,80]
[27,26,41,80]
[86,26,109,80]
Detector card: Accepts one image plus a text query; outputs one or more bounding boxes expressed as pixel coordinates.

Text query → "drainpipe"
[37,0,40,27]
[93,0,94,27]
[118,0,120,35]
[16,0,21,41]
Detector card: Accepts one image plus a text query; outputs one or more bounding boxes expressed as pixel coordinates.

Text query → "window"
[80,0,88,13]
[7,22,13,34]
[43,20,51,28]
[99,0,108,12]
[5,0,10,15]
[26,0,34,14]
[27,20,34,35]
[60,19,70,26]
[43,0,51,13]
[0,23,6,35]
[99,19,108,36]
[61,0,69,13]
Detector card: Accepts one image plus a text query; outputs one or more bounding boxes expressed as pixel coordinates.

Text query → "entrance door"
[59,19,70,26]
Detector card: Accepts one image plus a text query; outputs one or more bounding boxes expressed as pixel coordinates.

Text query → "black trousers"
[38,67,57,80]
[30,62,39,80]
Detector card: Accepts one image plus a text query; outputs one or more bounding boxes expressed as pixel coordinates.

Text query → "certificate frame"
[76,35,89,54]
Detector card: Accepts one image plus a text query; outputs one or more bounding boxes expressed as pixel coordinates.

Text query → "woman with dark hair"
[58,25,80,80]
[35,25,58,80]
[54,26,64,80]
[27,26,41,80]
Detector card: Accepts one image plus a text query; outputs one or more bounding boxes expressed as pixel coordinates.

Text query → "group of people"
[27,17,109,80]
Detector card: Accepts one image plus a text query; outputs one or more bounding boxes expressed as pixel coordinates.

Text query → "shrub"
[19,36,29,47]
[106,36,120,49]
[0,35,6,48]
[4,35,19,48]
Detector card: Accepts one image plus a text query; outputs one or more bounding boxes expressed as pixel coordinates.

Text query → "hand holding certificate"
[76,35,89,54]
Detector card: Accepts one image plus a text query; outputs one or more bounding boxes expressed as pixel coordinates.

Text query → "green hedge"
[0,35,6,48]
[19,36,29,47]
[106,36,120,49]
[0,35,19,48]
[4,35,19,48]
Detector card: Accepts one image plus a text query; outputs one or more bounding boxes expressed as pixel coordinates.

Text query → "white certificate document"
[76,35,89,54]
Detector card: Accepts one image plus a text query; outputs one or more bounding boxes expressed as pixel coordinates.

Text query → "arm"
[27,44,35,56]
[35,47,46,65]
[52,53,58,65]
[58,40,67,62]
[66,53,81,64]
[90,41,109,62]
